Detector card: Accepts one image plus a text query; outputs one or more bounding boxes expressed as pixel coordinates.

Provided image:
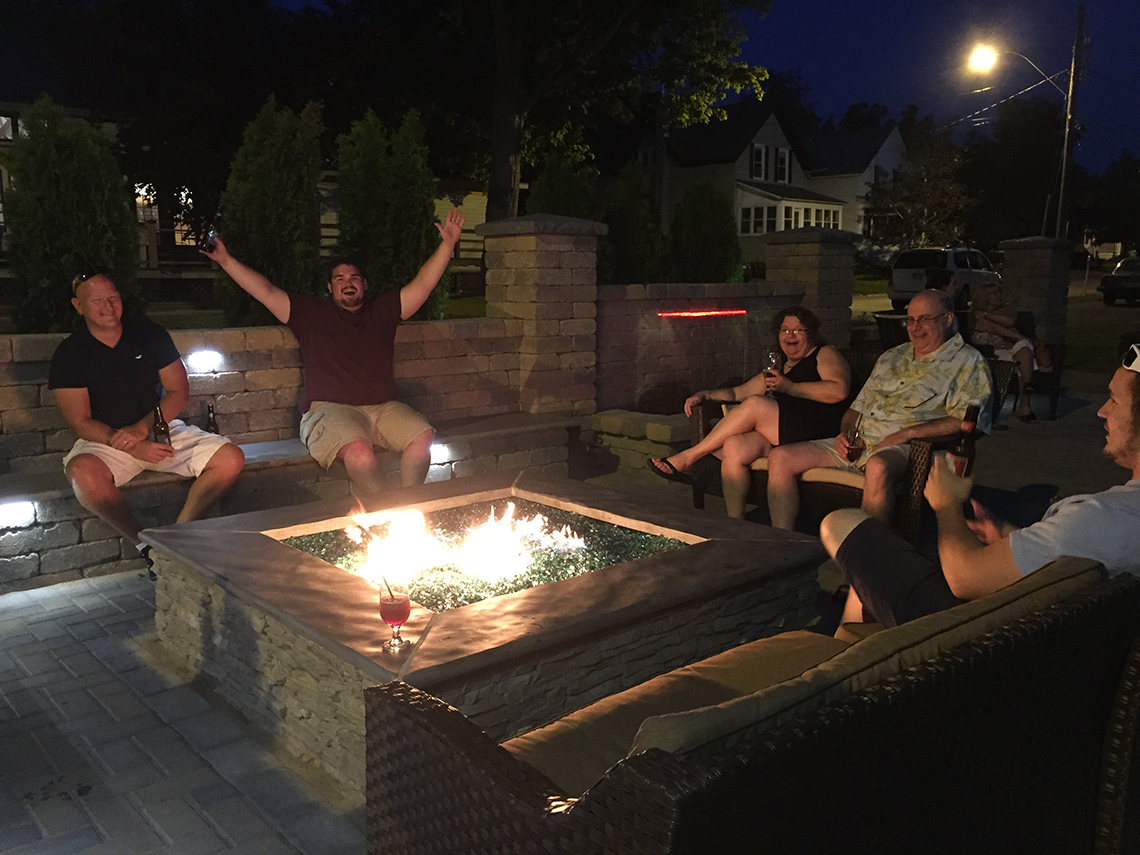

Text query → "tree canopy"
[473,0,772,220]
[4,97,139,333]
[213,99,324,326]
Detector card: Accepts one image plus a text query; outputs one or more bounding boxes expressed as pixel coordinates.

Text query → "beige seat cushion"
[747,454,866,490]
[503,630,849,797]
[631,557,1104,758]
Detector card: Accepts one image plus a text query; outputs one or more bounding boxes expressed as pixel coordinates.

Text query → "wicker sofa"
[364,558,1140,854]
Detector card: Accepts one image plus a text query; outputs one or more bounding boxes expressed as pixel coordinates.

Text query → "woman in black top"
[649,306,851,518]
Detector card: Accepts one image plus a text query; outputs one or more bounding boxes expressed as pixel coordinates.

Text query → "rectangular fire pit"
[145,472,825,806]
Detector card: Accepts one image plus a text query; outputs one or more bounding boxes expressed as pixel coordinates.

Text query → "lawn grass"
[853,275,888,296]
[1065,295,1139,373]
[446,295,487,318]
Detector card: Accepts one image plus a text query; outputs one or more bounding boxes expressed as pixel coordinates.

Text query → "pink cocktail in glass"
[380,590,412,650]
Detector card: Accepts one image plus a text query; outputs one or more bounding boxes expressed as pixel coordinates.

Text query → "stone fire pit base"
[147,472,825,807]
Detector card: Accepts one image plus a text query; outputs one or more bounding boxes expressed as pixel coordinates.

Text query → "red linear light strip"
[656,309,748,318]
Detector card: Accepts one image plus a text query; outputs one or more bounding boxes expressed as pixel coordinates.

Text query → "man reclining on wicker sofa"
[767,289,992,530]
[822,344,1140,628]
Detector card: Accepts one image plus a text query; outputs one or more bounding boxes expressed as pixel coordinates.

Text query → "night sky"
[739,0,1139,172]
[266,0,1138,173]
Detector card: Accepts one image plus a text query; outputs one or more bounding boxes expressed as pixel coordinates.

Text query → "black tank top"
[776,347,848,445]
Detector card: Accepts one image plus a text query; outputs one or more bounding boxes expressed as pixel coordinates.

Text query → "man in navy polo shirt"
[48,272,245,567]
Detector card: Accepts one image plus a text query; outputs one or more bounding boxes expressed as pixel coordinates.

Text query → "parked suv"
[1098,257,1140,306]
[888,247,1001,310]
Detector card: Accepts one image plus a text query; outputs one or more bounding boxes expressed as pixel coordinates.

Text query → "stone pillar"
[762,228,858,348]
[997,237,1071,344]
[477,214,605,416]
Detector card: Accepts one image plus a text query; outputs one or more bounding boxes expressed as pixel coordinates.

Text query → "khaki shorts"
[62,421,236,487]
[805,436,912,473]
[299,401,433,469]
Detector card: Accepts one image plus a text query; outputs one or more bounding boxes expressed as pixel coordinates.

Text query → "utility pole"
[1055,4,1085,240]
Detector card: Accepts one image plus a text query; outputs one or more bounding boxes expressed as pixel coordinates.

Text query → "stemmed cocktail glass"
[379,579,411,651]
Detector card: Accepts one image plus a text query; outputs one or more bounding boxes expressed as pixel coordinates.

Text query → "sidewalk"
[0,574,363,855]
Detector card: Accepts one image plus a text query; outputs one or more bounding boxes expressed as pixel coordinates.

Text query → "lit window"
[0,116,13,141]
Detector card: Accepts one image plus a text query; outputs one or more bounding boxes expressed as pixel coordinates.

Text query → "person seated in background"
[971,282,1037,421]
[819,347,1140,629]
[766,289,993,531]
[647,306,851,518]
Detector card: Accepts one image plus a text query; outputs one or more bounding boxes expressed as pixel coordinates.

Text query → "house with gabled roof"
[641,99,906,262]
[802,123,906,240]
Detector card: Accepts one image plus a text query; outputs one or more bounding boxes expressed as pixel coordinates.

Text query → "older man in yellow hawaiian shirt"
[767,289,993,530]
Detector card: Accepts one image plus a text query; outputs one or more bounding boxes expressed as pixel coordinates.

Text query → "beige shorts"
[62,421,236,487]
[299,401,433,469]
[805,437,912,473]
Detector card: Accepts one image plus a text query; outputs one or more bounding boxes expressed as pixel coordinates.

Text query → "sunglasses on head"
[1125,344,1140,375]
[70,268,111,295]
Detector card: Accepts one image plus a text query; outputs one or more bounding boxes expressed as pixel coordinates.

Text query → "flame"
[345,502,586,587]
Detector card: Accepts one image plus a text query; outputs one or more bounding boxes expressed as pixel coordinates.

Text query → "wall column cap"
[475,214,608,238]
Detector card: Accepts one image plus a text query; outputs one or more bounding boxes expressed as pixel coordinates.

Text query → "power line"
[947,72,1068,128]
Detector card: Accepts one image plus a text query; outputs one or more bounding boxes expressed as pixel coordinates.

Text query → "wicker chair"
[686,348,1005,543]
[1011,342,1067,420]
[364,574,1140,855]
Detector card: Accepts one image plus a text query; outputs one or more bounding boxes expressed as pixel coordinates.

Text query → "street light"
[967,5,1085,240]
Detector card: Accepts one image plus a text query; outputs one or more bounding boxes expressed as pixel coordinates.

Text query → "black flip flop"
[647,457,692,484]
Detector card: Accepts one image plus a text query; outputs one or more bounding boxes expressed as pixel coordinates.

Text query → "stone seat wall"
[0,413,575,594]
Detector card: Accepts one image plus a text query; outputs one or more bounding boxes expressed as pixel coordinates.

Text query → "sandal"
[647,457,692,484]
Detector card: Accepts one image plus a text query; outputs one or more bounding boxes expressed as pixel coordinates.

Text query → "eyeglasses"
[779,327,807,335]
[905,312,950,327]
[1124,343,1140,375]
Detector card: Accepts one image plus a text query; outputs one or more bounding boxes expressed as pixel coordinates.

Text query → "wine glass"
[379,582,412,651]
[762,348,782,376]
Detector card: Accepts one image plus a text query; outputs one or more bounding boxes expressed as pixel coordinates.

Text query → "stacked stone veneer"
[152,543,818,805]
[597,228,857,413]
[428,564,817,743]
[997,236,1072,345]
[154,556,371,804]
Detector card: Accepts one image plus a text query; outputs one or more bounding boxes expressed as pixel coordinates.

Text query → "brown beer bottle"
[205,403,219,434]
[947,404,981,477]
[153,405,172,446]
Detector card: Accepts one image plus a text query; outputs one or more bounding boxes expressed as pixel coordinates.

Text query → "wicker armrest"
[897,434,958,544]
[365,682,567,853]
[689,398,733,445]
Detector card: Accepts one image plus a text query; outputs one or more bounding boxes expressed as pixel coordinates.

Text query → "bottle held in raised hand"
[948,404,981,477]
[199,200,223,252]
[153,405,172,446]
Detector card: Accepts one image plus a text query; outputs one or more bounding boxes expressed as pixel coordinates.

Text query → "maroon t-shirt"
[286,290,403,415]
